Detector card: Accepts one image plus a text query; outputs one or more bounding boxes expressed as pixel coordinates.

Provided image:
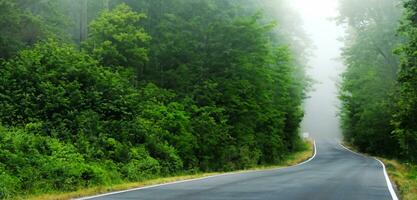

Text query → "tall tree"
[83,4,151,73]
[0,0,69,59]
[393,0,417,162]
[80,0,88,43]
[338,0,402,155]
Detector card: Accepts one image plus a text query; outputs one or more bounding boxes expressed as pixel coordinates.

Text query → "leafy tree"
[0,0,69,59]
[84,4,151,73]
[338,0,402,155]
[0,39,139,130]
[393,0,417,162]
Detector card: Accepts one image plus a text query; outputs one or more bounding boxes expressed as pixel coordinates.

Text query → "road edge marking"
[74,141,317,200]
[339,143,399,200]
[375,159,399,200]
[293,140,317,167]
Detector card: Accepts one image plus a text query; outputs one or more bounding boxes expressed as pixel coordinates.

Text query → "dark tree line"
[0,0,309,198]
[339,0,417,162]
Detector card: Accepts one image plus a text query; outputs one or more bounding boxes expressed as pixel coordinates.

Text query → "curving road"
[75,0,396,199]
[79,139,398,200]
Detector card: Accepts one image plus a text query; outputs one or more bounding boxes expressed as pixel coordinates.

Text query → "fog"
[289,0,345,142]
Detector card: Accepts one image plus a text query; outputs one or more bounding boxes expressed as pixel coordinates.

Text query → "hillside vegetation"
[0,0,310,198]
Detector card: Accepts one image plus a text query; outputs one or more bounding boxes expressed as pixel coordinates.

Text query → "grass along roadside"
[21,140,314,200]
[379,158,417,200]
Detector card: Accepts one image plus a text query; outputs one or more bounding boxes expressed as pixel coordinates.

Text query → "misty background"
[2,0,417,198]
[289,0,345,142]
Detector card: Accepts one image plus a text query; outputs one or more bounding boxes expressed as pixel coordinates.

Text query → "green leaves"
[0,125,117,194]
[393,0,417,162]
[338,0,417,161]
[338,0,400,154]
[84,4,150,71]
[0,0,69,59]
[0,1,309,197]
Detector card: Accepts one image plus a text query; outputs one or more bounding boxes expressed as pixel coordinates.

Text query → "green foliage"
[0,1,309,198]
[338,0,402,156]
[0,125,117,196]
[129,0,306,167]
[393,0,417,162]
[339,0,417,162]
[0,171,19,199]
[121,146,161,181]
[0,39,139,130]
[0,40,186,195]
[84,4,151,71]
[0,0,69,59]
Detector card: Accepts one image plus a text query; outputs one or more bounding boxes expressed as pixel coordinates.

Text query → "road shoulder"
[25,140,315,200]
[378,158,417,200]
[339,143,399,200]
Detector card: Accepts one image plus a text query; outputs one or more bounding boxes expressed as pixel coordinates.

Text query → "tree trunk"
[80,0,88,44]
[103,0,109,11]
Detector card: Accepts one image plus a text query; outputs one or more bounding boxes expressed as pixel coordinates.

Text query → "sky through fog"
[290,0,345,141]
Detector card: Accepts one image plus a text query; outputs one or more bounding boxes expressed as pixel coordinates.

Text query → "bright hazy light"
[292,0,345,141]
[289,0,339,18]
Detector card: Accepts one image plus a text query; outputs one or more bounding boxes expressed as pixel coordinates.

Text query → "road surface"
[80,139,398,200]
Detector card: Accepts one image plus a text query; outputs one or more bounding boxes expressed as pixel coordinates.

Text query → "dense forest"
[0,0,310,198]
[339,0,417,162]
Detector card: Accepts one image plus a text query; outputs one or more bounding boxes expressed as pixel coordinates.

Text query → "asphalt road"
[80,139,398,200]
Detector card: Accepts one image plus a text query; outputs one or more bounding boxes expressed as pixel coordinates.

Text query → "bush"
[122,147,161,181]
[0,125,115,195]
[0,170,20,199]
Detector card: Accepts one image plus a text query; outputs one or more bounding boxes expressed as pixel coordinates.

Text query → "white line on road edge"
[375,159,399,200]
[339,143,399,200]
[75,141,317,200]
[294,140,317,167]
